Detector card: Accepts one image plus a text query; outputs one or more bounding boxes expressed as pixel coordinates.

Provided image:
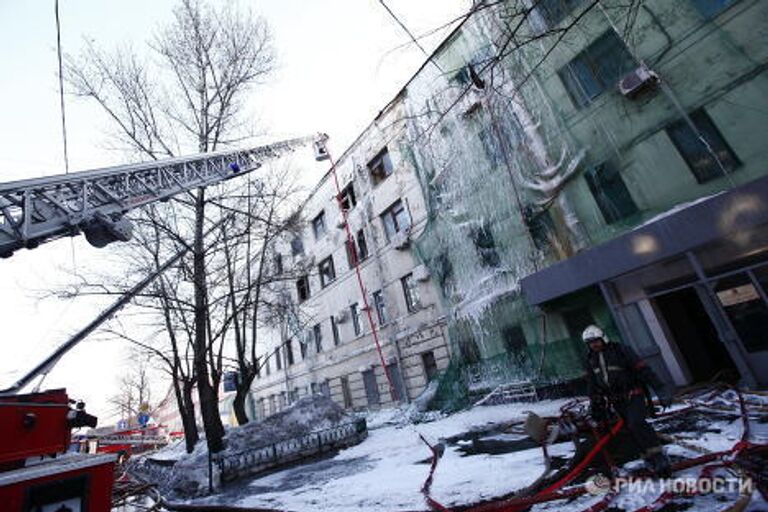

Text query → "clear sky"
[0,0,468,422]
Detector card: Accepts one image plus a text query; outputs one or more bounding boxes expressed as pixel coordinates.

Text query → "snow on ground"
[185,399,571,511]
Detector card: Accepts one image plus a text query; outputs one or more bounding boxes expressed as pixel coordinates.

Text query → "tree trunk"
[232,388,250,426]
[192,187,225,453]
[180,380,199,454]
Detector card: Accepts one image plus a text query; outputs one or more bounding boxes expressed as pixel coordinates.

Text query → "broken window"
[313,323,323,353]
[524,206,556,251]
[502,325,528,365]
[584,162,639,224]
[368,147,394,185]
[351,303,362,336]
[318,256,336,288]
[691,0,738,19]
[338,182,357,211]
[472,224,501,267]
[373,290,388,325]
[401,273,421,313]
[345,238,358,269]
[421,351,439,382]
[558,31,636,108]
[296,275,310,302]
[381,199,411,241]
[312,210,326,239]
[666,108,740,184]
[362,368,380,406]
[357,229,369,260]
[331,315,341,346]
[537,0,585,28]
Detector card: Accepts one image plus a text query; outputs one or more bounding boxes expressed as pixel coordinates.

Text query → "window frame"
[367,147,394,185]
[313,323,323,353]
[584,161,639,224]
[351,303,362,336]
[558,31,636,109]
[338,182,357,211]
[318,255,336,288]
[296,275,311,302]
[331,315,341,346]
[312,210,327,239]
[373,289,388,325]
[666,108,740,184]
[381,199,411,242]
[401,273,421,313]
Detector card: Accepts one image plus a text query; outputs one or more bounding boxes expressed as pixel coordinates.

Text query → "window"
[346,230,369,269]
[273,254,283,275]
[421,351,439,382]
[351,303,362,336]
[502,325,528,364]
[290,236,304,257]
[381,199,411,241]
[691,0,738,19]
[313,323,323,353]
[318,256,336,287]
[368,147,394,185]
[340,376,353,408]
[357,229,369,260]
[537,0,585,28]
[285,339,294,366]
[338,182,357,211]
[331,315,341,346]
[300,334,308,359]
[275,347,282,370]
[265,355,271,376]
[296,275,310,302]
[558,31,636,108]
[319,380,331,398]
[584,162,639,223]
[472,224,501,267]
[524,206,555,250]
[386,363,406,402]
[373,290,388,325]
[666,108,740,184]
[362,369,380,406]
[312,211,327,239]
[289,388,299,403]
[345,238,359,269]
[401,273,421,313]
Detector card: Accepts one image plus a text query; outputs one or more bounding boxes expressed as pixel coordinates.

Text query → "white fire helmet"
[582,325,607,343]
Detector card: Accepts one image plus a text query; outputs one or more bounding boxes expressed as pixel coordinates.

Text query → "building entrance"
[653,287,738,382]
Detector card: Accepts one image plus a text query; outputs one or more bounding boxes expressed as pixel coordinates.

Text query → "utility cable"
[378,0,445,74]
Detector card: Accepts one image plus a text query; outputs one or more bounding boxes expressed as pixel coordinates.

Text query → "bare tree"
[109,353,154,425]
[66,0,276,454]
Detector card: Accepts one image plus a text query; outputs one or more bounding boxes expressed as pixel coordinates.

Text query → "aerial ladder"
[0,135,326,512]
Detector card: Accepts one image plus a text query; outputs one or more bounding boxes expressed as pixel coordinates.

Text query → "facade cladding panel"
[244,0,768,419]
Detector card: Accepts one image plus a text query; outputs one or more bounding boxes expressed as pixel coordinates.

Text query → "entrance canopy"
[521,174,768,306]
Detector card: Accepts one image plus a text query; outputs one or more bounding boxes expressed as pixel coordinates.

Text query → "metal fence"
[218,418,367,482]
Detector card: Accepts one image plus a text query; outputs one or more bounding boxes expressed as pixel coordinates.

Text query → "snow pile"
[134,394,352,498]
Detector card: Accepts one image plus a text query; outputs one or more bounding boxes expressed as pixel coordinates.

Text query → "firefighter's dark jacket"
[586,342,670,419]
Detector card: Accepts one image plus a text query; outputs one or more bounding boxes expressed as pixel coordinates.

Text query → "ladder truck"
[0,135,326,512]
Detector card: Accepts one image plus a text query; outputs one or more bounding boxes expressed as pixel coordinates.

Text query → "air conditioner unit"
[413,264,431,282]
[392,229,411,250]
[618,65,659,99]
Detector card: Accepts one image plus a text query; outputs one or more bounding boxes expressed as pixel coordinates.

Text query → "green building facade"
[392,0,768,407]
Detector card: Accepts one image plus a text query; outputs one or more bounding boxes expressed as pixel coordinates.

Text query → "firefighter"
[582,325,673,476]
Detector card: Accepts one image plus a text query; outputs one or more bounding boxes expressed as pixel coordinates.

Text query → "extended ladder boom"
[0,137,311,258]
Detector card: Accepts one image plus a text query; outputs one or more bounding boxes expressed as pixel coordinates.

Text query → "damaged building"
[253,0,768,417]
